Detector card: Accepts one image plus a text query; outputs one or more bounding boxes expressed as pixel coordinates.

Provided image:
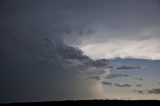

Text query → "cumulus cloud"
[101,81,112,86]
[148,88,160,94]
[105,74,130,79]
[115,83,132,87]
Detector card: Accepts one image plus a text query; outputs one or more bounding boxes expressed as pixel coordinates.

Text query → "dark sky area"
[0,0,160,103]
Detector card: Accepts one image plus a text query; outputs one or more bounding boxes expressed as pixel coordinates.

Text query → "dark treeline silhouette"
[1,100,160,106]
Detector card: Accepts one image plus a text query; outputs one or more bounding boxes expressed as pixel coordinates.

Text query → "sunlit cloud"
[80,38,160,60]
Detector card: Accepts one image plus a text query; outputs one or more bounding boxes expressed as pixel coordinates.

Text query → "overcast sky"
[0,0,160,103]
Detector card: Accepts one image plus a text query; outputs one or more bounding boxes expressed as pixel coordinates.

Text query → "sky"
[0,0,160,103]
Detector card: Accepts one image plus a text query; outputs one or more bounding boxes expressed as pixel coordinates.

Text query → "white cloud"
[80,38,160,60]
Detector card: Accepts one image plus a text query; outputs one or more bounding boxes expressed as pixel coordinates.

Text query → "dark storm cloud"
[115,83,132,87]
[1,0,160,102]
[105,74,130,79]
[0,30,111,102]
[116,65,142,70]
[101,81,112,86]
[133,90,145,94]
[0,0,113,102]
[0,29,110,102]
[148,88,160,94]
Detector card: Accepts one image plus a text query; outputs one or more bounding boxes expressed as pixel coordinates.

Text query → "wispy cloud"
[88,76,101,81]
[101,81,112,86]
[105,74,130,79]
[115,83,132,87]
[135,77,144,81]
[148,88,160,94]
[135,84,143,87]
[116,65,142,70]
[133,90,145,94]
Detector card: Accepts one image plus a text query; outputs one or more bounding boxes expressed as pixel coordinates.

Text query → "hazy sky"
[0,0,160,103]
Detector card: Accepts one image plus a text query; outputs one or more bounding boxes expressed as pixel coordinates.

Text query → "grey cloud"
[148,88,160,94]
[92,59,111,68]
[0,3,113,102]
[116,65,142,70]
[135,77,144,81]
[115,83,132,87]
[136,84,143,87]
[1,0,160,102]
[88,76,101,81]
[133,90,145,94]
[105,74,130,79]
[0,30,112,102]
[0,22,112,102]
[101,81,112,86]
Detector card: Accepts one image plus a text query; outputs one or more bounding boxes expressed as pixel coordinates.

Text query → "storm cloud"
[0,0,113,102]
[0,29,111,102]
[0,0,160,102]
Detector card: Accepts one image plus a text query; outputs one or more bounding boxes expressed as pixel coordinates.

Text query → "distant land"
[1,100,160,106]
